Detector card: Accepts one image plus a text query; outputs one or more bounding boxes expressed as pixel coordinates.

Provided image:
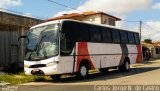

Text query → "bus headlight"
[24,64,29,68]
[46,62,57,67]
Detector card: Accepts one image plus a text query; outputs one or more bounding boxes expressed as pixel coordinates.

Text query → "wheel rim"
[125,62,130,70]
[80,66,87,77]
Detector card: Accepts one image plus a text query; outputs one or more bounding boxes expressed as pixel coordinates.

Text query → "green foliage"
[0,72,51,85]
[144,38,152,43]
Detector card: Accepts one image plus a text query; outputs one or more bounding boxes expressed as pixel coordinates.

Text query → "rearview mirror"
[18,35,29,45]
[18,36,27,41]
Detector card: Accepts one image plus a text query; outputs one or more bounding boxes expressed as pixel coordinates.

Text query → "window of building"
[108,18,115,26]
[104,18,109,25]
[156,48,159,54]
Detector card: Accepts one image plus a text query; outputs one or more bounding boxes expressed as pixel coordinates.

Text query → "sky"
[0,0,160,41]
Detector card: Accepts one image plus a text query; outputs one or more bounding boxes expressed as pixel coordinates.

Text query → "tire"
[99,68,109,73]
[50,74,61,80]
[77,64,89,79]
[119,61,130,72]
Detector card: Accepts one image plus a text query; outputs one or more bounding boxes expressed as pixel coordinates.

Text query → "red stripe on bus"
[136,45,142,63]
[76,42,94,72]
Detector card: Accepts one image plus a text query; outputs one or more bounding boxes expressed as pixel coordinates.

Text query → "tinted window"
[61,21,77,55]
[134,33,140,44]
[120,31,128,43]
[112,29,120,43]
[128,32,135,44]
[60,32,73,55]
[76,23,89,42]
[156,48,159,54]
[61,21,77,42]
[61,21,89,42]
[101,28,112,43]
[89,26,102,42]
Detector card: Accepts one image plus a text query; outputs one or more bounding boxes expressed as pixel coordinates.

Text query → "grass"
[0,72,51,85]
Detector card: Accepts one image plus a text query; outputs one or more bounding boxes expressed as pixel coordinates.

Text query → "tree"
[144,39,152,43]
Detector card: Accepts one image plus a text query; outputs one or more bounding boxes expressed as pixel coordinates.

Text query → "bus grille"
[29,64,46,68]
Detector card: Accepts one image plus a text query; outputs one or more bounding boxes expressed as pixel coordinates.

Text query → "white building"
[142,41,160,59]
[48,11,121,26]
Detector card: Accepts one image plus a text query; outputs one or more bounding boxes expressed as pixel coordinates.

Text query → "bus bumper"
[24,65,61,76]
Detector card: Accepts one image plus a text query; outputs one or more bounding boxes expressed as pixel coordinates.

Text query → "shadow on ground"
[37,66,160,84]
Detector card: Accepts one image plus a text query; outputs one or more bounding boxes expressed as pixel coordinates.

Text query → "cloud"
[23,13,34,18]
[78,0,152,15]
[54,0,152,19]
[116,21,160,41]
[142,21,160,41]
[53,0,160,41]
[0,0,22,8]
[152,3,160,9]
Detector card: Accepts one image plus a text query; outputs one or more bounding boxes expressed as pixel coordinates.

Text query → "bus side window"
[134,33,140,44]
[128,32,135,44]
[60,32,72,55]
[101,28,112,43]
[89,26,102,42]
[112,29,120,43]
[61,21,77,56]
[120,31,128,44]
[77,23,89,42]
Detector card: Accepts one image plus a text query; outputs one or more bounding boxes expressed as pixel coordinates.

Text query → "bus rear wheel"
[77,64,89,79]
[50,74,61,80]
[119,61,130,72]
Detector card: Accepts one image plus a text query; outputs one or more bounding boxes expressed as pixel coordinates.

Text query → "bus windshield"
[25,24,59,61]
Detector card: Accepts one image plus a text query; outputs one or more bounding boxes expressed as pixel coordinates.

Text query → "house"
[152,42,160,59]
[48,11,121,26]
[0,11,43,70]
[142,41,160,59]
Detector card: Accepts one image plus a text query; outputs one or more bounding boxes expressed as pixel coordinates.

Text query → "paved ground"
[3,59,160,91]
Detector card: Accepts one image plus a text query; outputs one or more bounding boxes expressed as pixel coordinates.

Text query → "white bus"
[23,19,142,79]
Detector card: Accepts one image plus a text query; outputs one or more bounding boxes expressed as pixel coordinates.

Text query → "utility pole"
[139,21,142,41]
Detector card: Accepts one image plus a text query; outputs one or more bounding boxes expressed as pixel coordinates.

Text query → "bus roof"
[31,19,139,33]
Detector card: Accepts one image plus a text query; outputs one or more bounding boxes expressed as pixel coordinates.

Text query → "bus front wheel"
[77,64,89,78]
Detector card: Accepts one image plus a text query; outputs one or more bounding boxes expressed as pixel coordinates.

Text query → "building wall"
[69,14,116,26]
[72,14,101,24]
[0,11,42,27]
[82,14,101,24]
[153,47,160,58]
[0,26,21,67]
[0,11,43,69]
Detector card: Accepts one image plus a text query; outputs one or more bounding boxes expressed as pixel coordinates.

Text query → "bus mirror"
[18,36,27,41]
[18,36,29,44]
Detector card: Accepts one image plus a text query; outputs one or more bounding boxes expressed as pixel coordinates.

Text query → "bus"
[23,19,142,79]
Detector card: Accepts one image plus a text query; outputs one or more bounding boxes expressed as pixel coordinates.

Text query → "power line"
[143,22,160,32]
[141,23,160,37]
[122,20,140,23]
[46,0,83,12]
[0,8,24,15]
